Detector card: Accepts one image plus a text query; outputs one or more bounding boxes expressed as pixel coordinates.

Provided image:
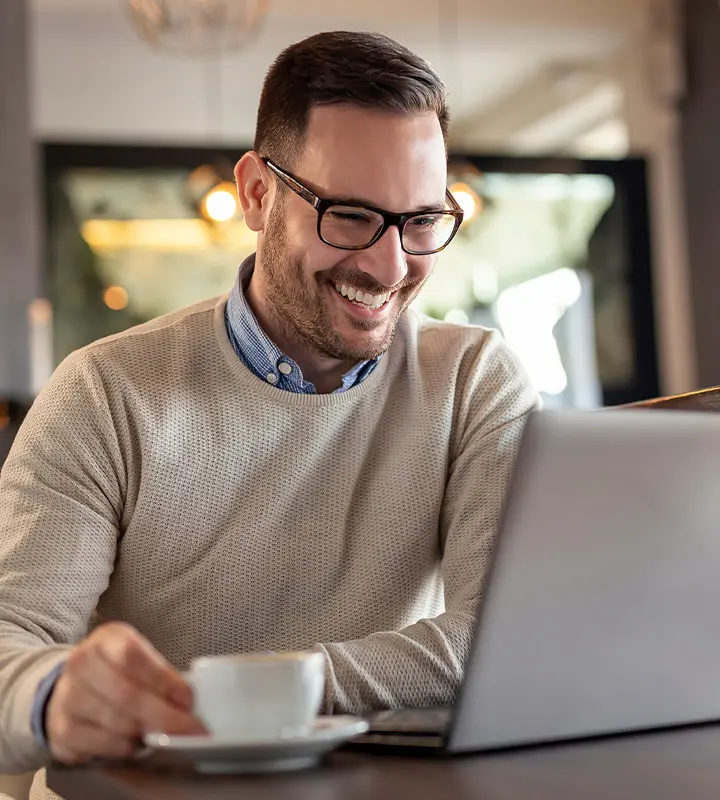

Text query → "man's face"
[255,106,448,361]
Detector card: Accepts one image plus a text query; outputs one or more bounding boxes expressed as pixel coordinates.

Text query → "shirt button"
[277,362,292,375]
[266,373,278,384]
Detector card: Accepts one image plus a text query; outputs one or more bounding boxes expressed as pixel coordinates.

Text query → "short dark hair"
[254,31,449,165]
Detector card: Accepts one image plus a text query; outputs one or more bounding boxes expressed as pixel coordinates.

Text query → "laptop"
[353,409,720,753]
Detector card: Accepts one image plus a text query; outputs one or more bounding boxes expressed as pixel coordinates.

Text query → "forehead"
[297,105,447,212]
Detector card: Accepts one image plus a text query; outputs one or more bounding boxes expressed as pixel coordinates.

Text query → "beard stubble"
[258,201,420,362]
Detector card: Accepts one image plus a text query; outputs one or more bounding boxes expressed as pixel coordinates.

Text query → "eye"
[409,215,439,228]
[327,209,375,224]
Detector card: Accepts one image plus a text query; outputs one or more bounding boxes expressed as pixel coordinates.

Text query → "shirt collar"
[225,255,379,394]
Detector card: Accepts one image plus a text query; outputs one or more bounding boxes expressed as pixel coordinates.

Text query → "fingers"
[47,621,206,766]
[68,643,202,733]
[94,623,193,710]
[68,624,204,733]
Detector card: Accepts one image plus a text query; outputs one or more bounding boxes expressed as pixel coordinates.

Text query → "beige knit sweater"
[0,296,536,797]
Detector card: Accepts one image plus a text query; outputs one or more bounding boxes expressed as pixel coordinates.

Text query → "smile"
[333,282,393,310]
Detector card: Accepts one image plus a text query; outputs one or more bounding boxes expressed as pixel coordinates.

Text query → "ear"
[234,152,272,232]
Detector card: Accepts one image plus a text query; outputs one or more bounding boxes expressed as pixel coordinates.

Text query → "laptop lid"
[447,409,720,752]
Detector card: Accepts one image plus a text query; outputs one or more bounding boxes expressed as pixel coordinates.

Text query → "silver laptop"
[355,409,720,752]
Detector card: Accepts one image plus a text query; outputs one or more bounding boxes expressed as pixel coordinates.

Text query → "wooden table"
[48,723,720,800]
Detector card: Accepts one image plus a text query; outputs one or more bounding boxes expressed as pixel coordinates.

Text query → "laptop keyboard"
[367,706,452,735]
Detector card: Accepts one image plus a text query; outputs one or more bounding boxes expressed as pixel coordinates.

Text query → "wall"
[681,0,720,389]
[30,0,646,145]
[0,0,42,401]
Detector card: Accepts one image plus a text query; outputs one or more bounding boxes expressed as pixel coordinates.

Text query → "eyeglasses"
[262,157,464,256]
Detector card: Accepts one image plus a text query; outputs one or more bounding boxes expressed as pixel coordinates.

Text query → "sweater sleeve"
[316,334,539,714]
[0,351,123,772]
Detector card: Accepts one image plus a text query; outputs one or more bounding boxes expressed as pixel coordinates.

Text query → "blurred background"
[1,0,718,461]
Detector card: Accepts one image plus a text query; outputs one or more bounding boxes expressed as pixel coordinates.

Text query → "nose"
[362,224,408,288]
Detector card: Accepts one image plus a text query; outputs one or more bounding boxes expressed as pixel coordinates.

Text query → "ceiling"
[29,0,647,149]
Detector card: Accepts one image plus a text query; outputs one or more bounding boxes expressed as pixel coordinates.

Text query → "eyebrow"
[328,195,446,214]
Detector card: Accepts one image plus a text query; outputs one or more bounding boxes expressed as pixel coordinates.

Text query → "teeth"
[333,283,391,309]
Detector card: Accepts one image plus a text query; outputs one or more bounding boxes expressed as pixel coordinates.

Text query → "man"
[0,30,537,797]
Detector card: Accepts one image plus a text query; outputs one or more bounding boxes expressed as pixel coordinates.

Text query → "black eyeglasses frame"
[262,157,464,255]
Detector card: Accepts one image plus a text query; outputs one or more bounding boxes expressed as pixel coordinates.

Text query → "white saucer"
[142,715,369,774]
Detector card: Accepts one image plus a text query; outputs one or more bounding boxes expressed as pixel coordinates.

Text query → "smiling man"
[0,31,537,796]
[236,101,461,393]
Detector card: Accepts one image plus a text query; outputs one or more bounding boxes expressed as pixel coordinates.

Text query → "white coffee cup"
[186,650,326,740]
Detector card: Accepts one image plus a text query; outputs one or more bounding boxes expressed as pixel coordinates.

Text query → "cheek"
[283,214,339,273]
[297,245,348,290]
[409,255,436,283]
[308,246,358,284]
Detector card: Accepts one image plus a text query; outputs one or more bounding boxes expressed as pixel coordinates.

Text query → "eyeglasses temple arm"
[445,188,463,213]
[263,158,319,208]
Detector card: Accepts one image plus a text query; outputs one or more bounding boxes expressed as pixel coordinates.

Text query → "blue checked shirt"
[30,254,379,747]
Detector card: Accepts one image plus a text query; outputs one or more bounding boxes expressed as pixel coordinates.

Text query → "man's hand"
[46,621,206,765]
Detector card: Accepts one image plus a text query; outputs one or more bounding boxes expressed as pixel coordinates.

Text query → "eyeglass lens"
[319,205,457,254]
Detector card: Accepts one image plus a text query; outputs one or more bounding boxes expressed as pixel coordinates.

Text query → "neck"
[245,273,356,394]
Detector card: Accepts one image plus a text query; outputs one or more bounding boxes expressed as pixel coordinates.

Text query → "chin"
[340,332,392,361]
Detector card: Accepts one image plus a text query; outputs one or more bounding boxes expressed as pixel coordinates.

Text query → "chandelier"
[125,0,269,56]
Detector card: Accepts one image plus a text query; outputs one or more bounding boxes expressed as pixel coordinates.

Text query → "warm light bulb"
[203,185,238,222]
[104,285,129,311]
[449,182,481,222]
